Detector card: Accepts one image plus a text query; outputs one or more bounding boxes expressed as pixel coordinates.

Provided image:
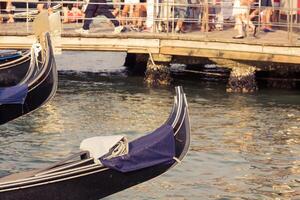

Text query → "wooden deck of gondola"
[0,22,300,64]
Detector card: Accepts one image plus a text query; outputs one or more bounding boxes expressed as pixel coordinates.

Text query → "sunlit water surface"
[0,51,299,200]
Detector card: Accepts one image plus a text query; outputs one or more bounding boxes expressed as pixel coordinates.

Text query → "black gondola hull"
[1,105,189,200]
[1,163,173,200]
[0,87,189,200]
[0,55,31,87]
[0,62,56,124]
[0,34,57,125]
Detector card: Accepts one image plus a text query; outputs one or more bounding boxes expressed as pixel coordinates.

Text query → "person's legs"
[233,15,244,38]
[0,4,3,23]
[249,8,258,21]
[97,4,120,27]
[175,19,183,32]
[6,0,14,23]
[121,5,130,26]
[215,4,223,30]
[265,8,273,29]
[83,3,98,30]
[62,7,70,23]
[175,8,186,32]
[112,0,121,17]
[138,3,147,28]
[260,0,273,31]
[241,13,256,36]
[37,3,45,12]
[132,4,140,27]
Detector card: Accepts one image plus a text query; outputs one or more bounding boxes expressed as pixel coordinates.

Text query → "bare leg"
[260,10,267,29]
[136,4,146,28]
[265,8,273,29]
[233,15,244,38]
[121,5,130,26]
[37,3,44,13]
[62,7,69,23]
[175,19,183,32]
[6,0,14,23]
[132,5,139,26]
[7,14,14,23]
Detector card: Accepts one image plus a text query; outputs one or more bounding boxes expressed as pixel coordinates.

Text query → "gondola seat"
[80,135,128,163]
[0,84,28,105]
[100,124,176,173]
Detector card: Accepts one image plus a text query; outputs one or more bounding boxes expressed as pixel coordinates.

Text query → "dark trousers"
[83,0,119,30]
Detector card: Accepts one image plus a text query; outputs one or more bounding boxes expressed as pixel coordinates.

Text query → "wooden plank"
[161,40,300,57]
[0,36,35,49]
[0,36,160,53]
[62,37,159,47]
[61,37,160,53]
[160,46,300,64]
[1,35,299,64]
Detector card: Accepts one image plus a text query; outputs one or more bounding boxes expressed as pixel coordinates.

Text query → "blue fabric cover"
[100,124,175,173]
[0,84,28,104]
[0,54,20,61]
[0,50,21,61]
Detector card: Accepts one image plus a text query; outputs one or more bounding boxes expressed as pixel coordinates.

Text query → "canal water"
[0,51,299,199]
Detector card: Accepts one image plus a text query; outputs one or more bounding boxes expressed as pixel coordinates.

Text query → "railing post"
[26,0,29,33]
[289,0,294,44]
[167,0,169,34]
[172,0,175,34]
[61,0,64,31]
[154,0,157,33]
[287,0,291,43]
[258,0,261,32]
[205,0,208,37]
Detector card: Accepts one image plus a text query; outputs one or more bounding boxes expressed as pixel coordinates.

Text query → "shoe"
[113,26,125,34]
[232,35,244,39]
[130,27,141,32]
[75,28,89,35]
[142,27,152,33]
[263,28,275,32]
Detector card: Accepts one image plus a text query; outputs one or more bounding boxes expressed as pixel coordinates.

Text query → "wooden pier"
[0,22,300,64]
[0,20,300,91]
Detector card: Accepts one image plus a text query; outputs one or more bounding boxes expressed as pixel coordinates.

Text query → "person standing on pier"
[76,0,124,34]
[232,0,255,39]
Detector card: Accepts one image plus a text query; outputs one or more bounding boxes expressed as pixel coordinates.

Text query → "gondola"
[0,49,32,87]
[0,32,58,125]
[0,86,190,200]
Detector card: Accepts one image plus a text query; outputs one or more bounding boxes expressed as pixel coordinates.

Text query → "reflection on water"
[0,51,299,199]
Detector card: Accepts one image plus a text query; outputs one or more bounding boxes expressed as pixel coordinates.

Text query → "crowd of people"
[0,0,297,38]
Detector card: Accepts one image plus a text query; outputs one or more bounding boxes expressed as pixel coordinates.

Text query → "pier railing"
[0,0,299,43]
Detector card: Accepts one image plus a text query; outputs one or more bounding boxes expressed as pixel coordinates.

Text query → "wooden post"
[226,65,258,93]
[144,54,172,86]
